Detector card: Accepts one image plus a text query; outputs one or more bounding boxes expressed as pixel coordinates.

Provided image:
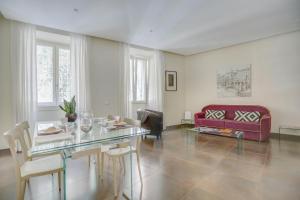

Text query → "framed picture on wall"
[165,71,177,91]
[217,64,252,97]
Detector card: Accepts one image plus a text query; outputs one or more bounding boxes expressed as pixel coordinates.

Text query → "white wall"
[185,31,300,133]
[88,40,186,126]
[89,37,122,117]
[0,16,12,149]
[164,52,186,126]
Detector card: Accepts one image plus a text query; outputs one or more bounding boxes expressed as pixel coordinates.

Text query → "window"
[36,42,71,107]
[130,56,149,103]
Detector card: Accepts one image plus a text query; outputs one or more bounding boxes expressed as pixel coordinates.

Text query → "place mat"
[106,124,132,130]
[35,133,73,144]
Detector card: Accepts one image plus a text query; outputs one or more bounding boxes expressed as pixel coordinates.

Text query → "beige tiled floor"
[0,129,300,200]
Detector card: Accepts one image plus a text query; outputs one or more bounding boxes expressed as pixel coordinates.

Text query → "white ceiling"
[1,0,300,55]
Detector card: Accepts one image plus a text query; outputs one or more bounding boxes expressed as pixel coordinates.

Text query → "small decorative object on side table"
[59,96,77,122]
[181,111,194,128]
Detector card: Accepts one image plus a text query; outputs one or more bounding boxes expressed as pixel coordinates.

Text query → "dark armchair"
[137,109,163,139]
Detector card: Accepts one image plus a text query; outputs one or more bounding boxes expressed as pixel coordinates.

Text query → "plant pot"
[66,113,77,122]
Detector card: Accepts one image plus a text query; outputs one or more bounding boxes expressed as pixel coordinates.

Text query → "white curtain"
[70,33,91,113]
[121,45,164,120]
[10,21,37,129]
[120,43,132,118]
[146,50,164,112]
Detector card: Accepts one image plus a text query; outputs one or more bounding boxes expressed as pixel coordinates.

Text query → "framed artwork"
[165,71,177,91]
[217,64,252,97]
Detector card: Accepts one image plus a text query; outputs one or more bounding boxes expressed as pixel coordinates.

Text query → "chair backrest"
[116,118,141,152]
[124,118,142,152]
[123,118,141,127]
[16,121,32,148]
[3,127,29,176]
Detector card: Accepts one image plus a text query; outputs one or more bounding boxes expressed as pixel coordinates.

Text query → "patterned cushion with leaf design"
[205,110,226,120]
[234,111,260,122]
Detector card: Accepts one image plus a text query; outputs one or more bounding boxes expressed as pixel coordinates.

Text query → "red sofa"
[194,105,271,142]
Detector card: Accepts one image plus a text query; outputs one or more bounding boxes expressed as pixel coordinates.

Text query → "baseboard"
[165,124,181,130]
[271,132,300,141]
[166,124,194,130]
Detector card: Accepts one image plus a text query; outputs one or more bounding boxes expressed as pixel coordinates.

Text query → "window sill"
[37,105,60,111]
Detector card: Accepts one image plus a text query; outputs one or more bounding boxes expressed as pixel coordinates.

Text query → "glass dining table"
[31,121,150,200]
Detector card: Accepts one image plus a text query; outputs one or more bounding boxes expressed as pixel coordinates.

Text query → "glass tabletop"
[188,126,244,138]
[31,121,150,155]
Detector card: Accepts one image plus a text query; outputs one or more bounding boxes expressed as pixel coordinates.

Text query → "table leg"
[122,138,134,199]
[237,133,243,154]
[130,144,133,199]
[62,151,67,200]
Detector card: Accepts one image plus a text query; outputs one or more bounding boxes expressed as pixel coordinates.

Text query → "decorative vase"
[66,113,77,122]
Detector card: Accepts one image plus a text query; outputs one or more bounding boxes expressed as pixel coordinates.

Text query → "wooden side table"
[278,125,300,141]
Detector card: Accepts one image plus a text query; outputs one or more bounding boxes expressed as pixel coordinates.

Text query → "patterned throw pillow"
[234,111,260,122]
[205,110,225,120]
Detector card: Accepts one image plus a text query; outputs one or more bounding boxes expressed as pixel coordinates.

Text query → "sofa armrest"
[194,112,205,120]
[260,114,271,134]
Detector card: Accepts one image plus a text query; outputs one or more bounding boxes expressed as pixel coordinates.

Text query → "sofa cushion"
[234,111,260,122]
[205,110,225,120]
[225,120,260,132]
[199,118,225,128]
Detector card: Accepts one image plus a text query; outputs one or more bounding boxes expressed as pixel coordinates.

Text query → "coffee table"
[187,126,244,153]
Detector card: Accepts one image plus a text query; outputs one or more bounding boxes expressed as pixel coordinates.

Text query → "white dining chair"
[86,115,120,167]
[104,118,143,197]
[70,145,103,178]
[3,126,64,200]
[16,121,58,160]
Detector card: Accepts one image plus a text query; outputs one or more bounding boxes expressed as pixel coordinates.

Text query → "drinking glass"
[80,112,93,134]
[65,122,75,134]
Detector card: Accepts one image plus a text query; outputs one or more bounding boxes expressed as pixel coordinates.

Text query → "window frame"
[130,55,149,104]
[36,40,71,109]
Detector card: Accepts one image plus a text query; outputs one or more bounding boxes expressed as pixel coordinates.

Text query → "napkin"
[38,126,63,136]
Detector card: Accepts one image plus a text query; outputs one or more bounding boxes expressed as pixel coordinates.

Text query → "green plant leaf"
[59,105,66,112]
[71,96,76,113]
[59,96,76,114]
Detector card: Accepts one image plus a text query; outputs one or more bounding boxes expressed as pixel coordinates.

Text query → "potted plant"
[59,96,77,122]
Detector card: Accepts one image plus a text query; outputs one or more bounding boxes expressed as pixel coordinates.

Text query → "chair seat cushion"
[225,120,260,132]
[21,154,63,178]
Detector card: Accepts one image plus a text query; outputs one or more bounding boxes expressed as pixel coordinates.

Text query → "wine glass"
[80,112,93,134]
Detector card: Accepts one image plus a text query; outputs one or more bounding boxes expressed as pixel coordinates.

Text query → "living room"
[0,0,300,200]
